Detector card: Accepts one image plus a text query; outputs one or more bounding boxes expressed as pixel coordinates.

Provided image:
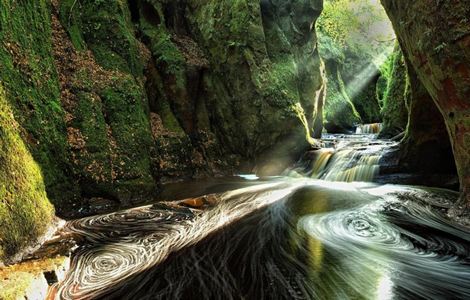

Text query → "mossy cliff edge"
[0,0,325,261]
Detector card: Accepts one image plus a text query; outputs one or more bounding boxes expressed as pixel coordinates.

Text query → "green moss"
[379,44,410,138]
[99,76,156,191]
[69,92,113,191]
[349,75,382,124]
[57,0,158,200]
[0,0,78,204]
[255,58,300,109]
[90,44,133,74]
[138,6,186,88]
[0,85,54,261]
[323,65,362,131]
[60,0,145,77]
[149,27,185,75]
[0,271,35,300]
[157,100,185,134]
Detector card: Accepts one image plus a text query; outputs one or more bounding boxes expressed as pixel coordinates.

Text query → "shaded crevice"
[128,0,140,24]
[141,1,161,27]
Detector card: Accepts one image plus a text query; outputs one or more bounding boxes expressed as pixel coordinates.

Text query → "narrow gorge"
[0,0,469,299]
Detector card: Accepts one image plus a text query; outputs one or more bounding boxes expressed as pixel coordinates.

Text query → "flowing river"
[49,134,470,300]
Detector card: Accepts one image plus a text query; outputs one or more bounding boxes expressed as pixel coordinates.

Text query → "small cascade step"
[287,134,397,183]
[356,123,383,134]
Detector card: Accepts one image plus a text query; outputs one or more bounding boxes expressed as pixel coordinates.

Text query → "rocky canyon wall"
[0,0,324,261]
[381,0,470,214]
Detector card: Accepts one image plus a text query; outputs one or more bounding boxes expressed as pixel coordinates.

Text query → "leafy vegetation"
[317,0,396,131]
[317,0,394,61]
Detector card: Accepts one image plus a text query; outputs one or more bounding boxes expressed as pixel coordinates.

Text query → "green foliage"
[318,0,395,129]
[379,45,410,138]
[317,0,363,47]
[323,67,362,131]
[317,0,393,60]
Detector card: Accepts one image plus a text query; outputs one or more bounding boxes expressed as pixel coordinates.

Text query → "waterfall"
[320,148,381,182]
[310,149,335,178]
[289,134,396,183]
[356,123,383,134]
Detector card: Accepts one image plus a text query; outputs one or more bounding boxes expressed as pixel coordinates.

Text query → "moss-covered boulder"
[0,85,54,262]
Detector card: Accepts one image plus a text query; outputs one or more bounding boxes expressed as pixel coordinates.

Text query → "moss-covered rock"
[0,85,54,262]
[0,0,78,204]
[379,44,410,138]
[0,0,328,261]
[55,0,158,204]
[59,0,146,77]
[132,0,326,173]
[323,60,362,132]
[381,0,470,214]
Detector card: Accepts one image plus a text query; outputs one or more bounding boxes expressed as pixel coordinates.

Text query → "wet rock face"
[379,45,409,139]
[379,45,455,175]
[381,0,470,210]
[400,64,456,175]
[136,0,325,172]
[1,0,325,208]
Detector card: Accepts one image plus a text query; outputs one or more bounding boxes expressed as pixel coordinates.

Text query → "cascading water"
[356,123,383,134]
[287,133,396,183]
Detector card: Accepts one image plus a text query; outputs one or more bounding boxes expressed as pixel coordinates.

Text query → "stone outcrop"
[381,0,470,214]
[61,0,326,177]
[0,1,57,262]
[379,43,455,179]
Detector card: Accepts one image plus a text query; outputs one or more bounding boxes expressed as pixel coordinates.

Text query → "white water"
[287,133,396,183]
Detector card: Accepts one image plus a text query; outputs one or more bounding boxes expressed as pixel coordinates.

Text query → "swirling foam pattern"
[54,181,303,299]
[53,180,470,299]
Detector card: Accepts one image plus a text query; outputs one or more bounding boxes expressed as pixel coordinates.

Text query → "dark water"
[53,179,470,300]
